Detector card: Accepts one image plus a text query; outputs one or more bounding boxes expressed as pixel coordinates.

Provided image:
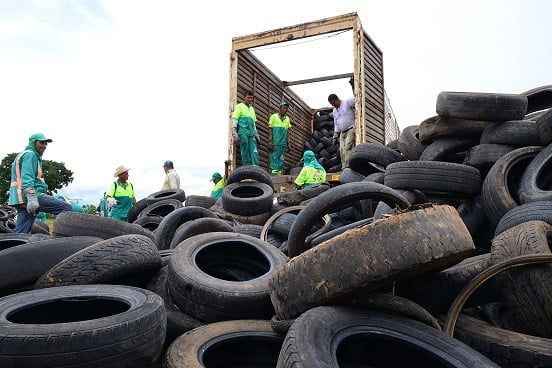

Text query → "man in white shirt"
[162,160,181,190]
[328,93,356,169]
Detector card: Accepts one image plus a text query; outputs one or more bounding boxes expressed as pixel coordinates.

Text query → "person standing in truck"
[161,160,180,190]
[294,150,326,189]
[232,90,259,166]
[8,133,73,233]
[268,101,291,175]
[328,93,356,169]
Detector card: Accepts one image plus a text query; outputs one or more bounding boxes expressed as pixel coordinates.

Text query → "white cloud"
[1,0,551,206]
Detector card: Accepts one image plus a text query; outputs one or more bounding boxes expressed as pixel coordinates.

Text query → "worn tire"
[227,165,275,190]
[0,285,166,368]
[278,305,499,368]
[34,234,162,289]
[52,211,155,241]
[168,232,288,322]
[287,182,410,258]
[145,188,186,205]
[221,182,274,216]
[436,91,528,121]
[169,217,233,249]
[155,206,218,250]
[270,205,475,319]
[164,320,282,368]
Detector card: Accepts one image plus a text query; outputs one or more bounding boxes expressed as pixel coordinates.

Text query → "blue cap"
[163,160,174,168]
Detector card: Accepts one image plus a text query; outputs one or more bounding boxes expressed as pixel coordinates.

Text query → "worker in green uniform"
[294,150,326,189]
[268,101,291,175]
[105,165,136,222]
[232,90,259,166]
[210,172,225,199]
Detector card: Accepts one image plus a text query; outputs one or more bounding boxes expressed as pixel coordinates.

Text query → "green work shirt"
[106,181,135,221]
[232,102,257,136]
[294,166,326,188]
[210,178,226,199]
[269,113,290,146]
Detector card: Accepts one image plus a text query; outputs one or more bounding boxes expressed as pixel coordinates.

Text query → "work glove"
[255,132,260,145]
[23,188,40,216]
[232,128,240,144]
[106,197,118,208]
[332,133,340,146]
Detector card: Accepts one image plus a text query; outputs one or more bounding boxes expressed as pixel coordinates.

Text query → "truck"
[227,12,400,193]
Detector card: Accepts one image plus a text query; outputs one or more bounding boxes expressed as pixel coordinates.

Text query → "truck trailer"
[227,12,400,192]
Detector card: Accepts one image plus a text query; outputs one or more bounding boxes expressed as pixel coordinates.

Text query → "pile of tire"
[1,86,551,367]
[290,108,342,174]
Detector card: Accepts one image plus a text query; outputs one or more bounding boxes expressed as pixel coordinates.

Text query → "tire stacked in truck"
[291,108,341,174]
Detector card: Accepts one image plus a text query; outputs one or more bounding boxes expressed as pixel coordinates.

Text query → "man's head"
[328,93,341,108]
[279,101,289,112]
[163,160,174,172]
[210,172,223,184]
[114,165,130,179]
[243,90,254,105]
[29,133,53,155]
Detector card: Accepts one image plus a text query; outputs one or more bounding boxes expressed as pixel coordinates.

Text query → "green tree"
[0,153,74,205]
[83,204,98,215]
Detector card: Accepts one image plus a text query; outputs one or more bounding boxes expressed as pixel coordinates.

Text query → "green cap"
[279,101,289,107]
[29,133,52,143]
[210,172,223,182]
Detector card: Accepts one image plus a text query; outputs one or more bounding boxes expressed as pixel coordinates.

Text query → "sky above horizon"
[1,0,550,205]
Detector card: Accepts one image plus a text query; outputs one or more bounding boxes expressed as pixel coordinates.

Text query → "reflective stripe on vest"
[10,151,44,204]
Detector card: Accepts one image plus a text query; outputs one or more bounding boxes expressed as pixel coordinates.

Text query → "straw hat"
[113,165,130,177]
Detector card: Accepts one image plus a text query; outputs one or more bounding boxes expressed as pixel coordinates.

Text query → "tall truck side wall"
[228,12,388,175]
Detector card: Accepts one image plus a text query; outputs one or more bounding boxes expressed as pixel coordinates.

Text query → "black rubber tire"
[462,143,517,174]
[221,182,274,216]
[348,142,404,175]
[394,253,497,314]
[536,108,552,145]
[270,205,474,319]
[338,167,366,183]
[384,161,481,197]
[145,188,186,205]
[127,197,148,223]
[227,165,275,190]
[169,217,233,249]
[137,198,182,219]
[164,320,283,368]
[490,221,552,337]
[0,236,102,296]
[0,285,166,368]
[132,214,163,232]
[31,219,50,234]
[480,120,541,146]
[278,305,499,368]
[418,115,495,144]
[184,194,217,209]
[436,91,528,121]
[481,146,542,226]
[397,125,427,160]
[155,206,218,250]
[287,182,410,258]
[0,233,33,251]
[146,266,203,347]
[495,200,552,236]
[521,85,552,114]
[233,223,263,238]
[168,232,288,322]
[419,137,480,162]
[52,211,155,241]
[451,313,552,368]
[519,142,552,203]
[276,182,330,206]
[34,234,162,289]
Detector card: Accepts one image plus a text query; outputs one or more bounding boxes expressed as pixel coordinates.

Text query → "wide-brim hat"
[113,165,130,177]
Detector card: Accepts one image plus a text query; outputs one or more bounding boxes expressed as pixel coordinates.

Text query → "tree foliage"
[0,152,74,205]
[83,204,98,215]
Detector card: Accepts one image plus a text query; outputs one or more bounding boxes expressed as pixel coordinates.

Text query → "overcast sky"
[1,0,550,206]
